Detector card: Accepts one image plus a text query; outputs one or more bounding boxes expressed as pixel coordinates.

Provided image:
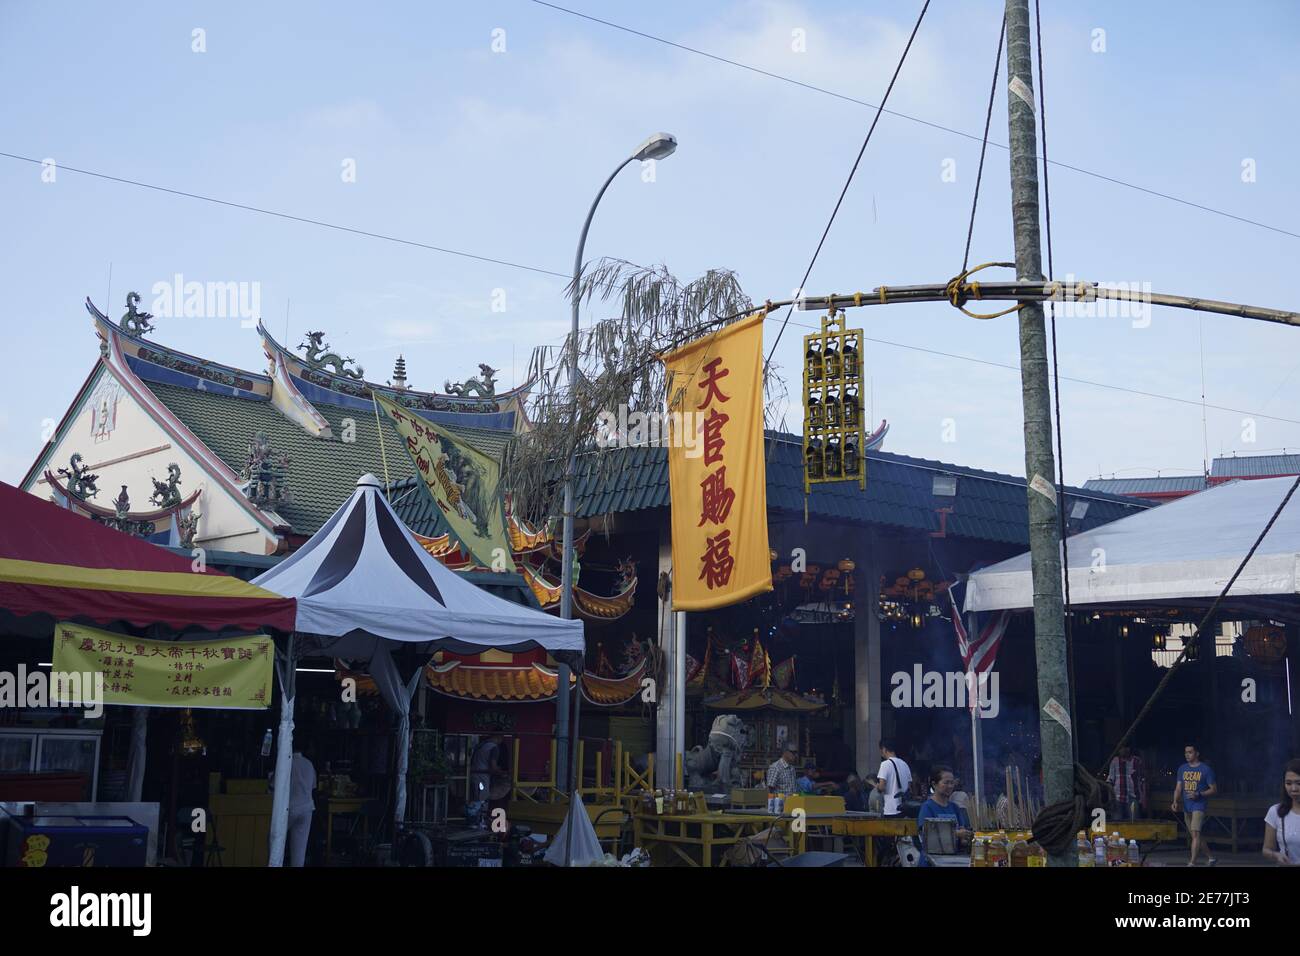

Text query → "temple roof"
[142,379,512,534]
[560,432,1149,546]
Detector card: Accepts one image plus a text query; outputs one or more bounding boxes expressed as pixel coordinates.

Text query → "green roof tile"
[145,381,511,535]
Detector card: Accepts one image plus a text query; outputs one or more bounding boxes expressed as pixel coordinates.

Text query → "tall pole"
[1004,0,1073,865]
[557,156,635,792]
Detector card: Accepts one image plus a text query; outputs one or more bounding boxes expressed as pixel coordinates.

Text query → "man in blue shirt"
[1172,743,1218,866]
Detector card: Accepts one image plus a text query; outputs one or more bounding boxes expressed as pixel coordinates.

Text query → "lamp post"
[555,132,677,800]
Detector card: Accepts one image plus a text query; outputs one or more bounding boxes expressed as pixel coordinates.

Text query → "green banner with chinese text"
[53,622,274,709]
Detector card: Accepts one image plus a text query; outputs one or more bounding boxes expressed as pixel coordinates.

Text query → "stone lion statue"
[683,714,748,791]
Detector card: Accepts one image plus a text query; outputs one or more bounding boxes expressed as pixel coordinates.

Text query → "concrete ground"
[1142,843,1270,867]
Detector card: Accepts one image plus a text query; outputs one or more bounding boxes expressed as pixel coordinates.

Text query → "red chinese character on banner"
[701,408,729,466]
[697,357,731,408]
[698,530,735,590]
[698,467,736,526]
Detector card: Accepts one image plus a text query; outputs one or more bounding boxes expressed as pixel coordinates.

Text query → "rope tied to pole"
[1031,762,1111,856]
[944,261,1026,319]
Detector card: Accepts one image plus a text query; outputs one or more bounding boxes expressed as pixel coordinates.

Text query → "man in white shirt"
[271,746,317,867]
[874,739,912,817]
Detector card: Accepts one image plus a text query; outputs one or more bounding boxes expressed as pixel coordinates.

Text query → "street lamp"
[555,132,677,801]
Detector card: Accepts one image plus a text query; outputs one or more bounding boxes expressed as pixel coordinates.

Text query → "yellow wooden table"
[325,797,368,861]
[633,811,781,867]
[1197,798,1273,854]
[829,815,918,866]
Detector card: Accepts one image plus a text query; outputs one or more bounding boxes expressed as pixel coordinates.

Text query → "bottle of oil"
[970,835,987,867]
[1009,833,1030,868]
[1077,830,1093,868]
[986,831,1009,867]
[654,789,665,815]
[1126,838,1141,867]
[1028,841,1047,867]
[1093,833,1106,867]
[1107,832,1125,867]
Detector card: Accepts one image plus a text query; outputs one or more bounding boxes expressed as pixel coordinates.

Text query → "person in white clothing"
[1262,758,1300,866]
[270,744,318,867]
[874,739,913,817]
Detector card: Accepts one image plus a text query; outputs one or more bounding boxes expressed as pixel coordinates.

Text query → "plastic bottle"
[1077,831,1093,867]
[1010,833,1030,867]
[654,789,664,815]
[1093,833,1106,867]
[970,835,987,867]
[1107,832,1125,867]
[1028,841,1047,867]
[986,831,1009,867]
[261,728,273,757]
[1127,838,1141,867]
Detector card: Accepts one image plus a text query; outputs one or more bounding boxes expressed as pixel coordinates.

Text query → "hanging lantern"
[1245,625,1287,662]
[179,709,205,757]
[907,568,926,582]
[803,309,866,492]
[838,559,855,573]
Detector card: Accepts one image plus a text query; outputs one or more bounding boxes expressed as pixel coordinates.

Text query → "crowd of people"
[764,738,1300,866]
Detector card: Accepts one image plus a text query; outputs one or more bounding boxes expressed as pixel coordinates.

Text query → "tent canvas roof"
[964,476,1300,617]
[0,481,296,635]
[252,475,584,662]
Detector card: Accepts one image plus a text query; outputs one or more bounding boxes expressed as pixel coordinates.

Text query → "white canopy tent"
[965,476,1300,618]
[252,474,585,865]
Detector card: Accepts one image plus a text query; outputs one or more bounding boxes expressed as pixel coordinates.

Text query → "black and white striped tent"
[253,474,584,863]
[254,473,584,660]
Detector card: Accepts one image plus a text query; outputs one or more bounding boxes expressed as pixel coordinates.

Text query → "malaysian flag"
[947,578,1010,704]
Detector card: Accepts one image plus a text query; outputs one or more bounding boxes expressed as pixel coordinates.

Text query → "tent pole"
[126,707,148,802]
[968,614,985,817]
[267,633,297,867]
[564,674,584,865]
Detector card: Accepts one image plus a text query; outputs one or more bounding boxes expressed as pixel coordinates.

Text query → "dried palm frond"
[504,258,786,525]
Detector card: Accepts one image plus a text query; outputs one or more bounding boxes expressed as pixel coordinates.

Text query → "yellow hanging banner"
[52,622,274,709]
[660,311,771,611]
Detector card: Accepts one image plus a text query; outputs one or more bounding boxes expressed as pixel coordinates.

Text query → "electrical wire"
[763,0,932,375]
[530,0,1300,241]
[0,151,570,280]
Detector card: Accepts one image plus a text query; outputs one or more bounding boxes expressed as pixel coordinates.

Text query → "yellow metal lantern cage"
[803,308,866,493]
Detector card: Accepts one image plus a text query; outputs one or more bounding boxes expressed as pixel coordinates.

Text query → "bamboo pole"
[776,282,1300,328]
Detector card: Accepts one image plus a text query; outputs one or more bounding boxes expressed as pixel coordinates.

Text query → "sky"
[2,0,1298,488]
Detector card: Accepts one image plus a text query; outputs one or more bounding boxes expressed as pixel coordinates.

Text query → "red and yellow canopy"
[0,482,296,633]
